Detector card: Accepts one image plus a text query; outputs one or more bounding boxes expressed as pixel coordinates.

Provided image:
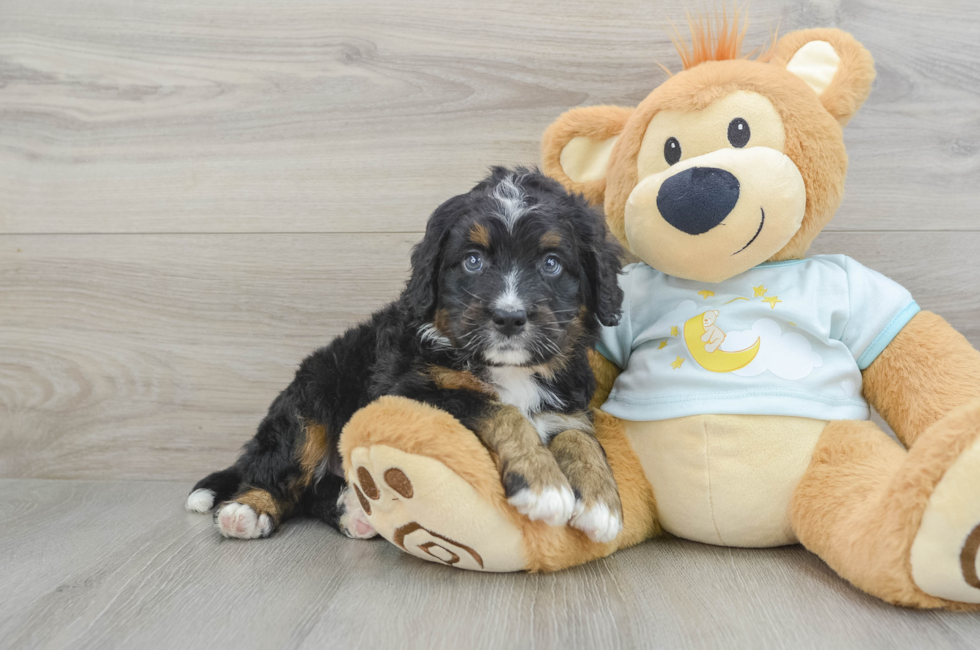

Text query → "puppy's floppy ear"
[542,106,633,207]
[773,28,875,126]
[403,195,464,322]
[588,233,625,327]
[571,199,624,327]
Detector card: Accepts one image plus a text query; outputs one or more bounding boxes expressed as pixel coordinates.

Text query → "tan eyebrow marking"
[540,231,562,248]
[469,223,491,247]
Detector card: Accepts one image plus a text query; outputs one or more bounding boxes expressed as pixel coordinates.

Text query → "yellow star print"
[670,325,679,337]
[671,356,684,369]
[658,340,668,350]
[698,290,715,299]
[753,284,767,297]
[762,295,782,309]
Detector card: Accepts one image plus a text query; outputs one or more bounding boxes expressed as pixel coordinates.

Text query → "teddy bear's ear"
[541,105,633,206]
[773,28,876,126]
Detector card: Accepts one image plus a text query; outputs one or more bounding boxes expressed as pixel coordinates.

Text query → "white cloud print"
[646,300,699,337]
[722,318,823,380]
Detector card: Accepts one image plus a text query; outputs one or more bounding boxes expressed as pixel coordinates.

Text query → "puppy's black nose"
[492,308,527,336]
[656,167,740,235]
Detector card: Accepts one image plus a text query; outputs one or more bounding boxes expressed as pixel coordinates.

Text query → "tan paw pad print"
[349,444,527,572]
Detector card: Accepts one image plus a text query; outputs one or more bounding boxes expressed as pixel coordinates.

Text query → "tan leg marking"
[478,405,574,526]
[550,428,623,543]
[297,423,328,486]
[235,488,283,521]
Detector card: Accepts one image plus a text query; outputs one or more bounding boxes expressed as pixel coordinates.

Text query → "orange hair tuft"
[668,3,777,71]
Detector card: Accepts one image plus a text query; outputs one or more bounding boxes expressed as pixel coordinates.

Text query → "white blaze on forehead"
[491,175,530,233]
[493,270,524,312]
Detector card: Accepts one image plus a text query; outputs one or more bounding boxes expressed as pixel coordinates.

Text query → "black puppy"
[185,167,625,543]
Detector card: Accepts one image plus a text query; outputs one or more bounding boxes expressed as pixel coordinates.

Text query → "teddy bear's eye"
[664,137,682,165]
[728,118,750,148]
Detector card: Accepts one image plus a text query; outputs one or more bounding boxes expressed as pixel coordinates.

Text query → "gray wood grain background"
[2,0,979,482]
[3,2,980,647]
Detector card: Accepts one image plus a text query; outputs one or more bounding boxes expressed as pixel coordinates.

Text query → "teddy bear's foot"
[347,444,527,571]
[909,399,980,604]
[340,396,657,573]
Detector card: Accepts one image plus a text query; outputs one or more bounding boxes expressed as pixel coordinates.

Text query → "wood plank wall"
[2,0,978,480]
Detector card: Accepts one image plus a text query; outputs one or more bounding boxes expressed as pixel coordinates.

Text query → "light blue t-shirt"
[597,255,920,422]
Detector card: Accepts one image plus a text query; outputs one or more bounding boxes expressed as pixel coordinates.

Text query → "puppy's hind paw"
[570,501,622,543]
[185,488,215,513]
[337,486,378,540]
[215,502,273,539]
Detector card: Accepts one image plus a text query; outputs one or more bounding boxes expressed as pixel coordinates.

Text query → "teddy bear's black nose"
[656,167,740,235]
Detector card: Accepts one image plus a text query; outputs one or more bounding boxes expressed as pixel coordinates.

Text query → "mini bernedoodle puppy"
[185,167,626,543]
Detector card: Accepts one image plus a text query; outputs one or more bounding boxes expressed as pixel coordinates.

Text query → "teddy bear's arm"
[862,311,980,446]
[588,349,622,410]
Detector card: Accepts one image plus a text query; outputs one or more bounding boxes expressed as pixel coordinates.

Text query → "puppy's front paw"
[548,429,624,543]
[570,500,622,543]
[503,456,575,526]
[214,502,273,539]
[337,486,378,540]
[507,484,575,526]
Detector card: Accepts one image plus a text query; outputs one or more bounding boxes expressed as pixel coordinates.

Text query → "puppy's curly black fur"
[186,167,625,542]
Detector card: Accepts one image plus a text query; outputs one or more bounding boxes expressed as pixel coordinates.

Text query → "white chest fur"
[486,366,562,418]
[487,366,568,443]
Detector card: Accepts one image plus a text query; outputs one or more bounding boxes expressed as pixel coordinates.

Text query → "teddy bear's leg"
[339,396,659,572]
[791,405,980,609]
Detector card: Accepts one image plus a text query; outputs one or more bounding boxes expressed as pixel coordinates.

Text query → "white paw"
[507,485,575,526]
[337,486,378,540]
[570,501,622,543]
[215,502,273,539]
[185,488,215,513]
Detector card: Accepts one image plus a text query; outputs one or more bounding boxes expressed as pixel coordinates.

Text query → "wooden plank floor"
[2,0,979,479]
[2,479,979,650]
[2,0,980,646]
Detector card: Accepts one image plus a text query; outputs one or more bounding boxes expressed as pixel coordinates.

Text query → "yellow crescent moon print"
[683,312,761,373]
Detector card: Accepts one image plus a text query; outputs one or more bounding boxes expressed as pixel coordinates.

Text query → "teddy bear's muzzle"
[625,146,807,283]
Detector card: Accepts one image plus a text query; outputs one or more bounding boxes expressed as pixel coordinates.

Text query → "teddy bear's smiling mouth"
[732,207,765,255]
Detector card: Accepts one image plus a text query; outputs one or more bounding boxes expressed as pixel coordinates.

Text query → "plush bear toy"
[340,21,980,609]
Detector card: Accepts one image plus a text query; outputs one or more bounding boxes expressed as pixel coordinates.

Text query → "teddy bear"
[699,310,726,353]
[337,20,980,609]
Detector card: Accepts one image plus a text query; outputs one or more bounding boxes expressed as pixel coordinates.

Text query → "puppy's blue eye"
[463,252,484,273]
[542,255,562,276]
